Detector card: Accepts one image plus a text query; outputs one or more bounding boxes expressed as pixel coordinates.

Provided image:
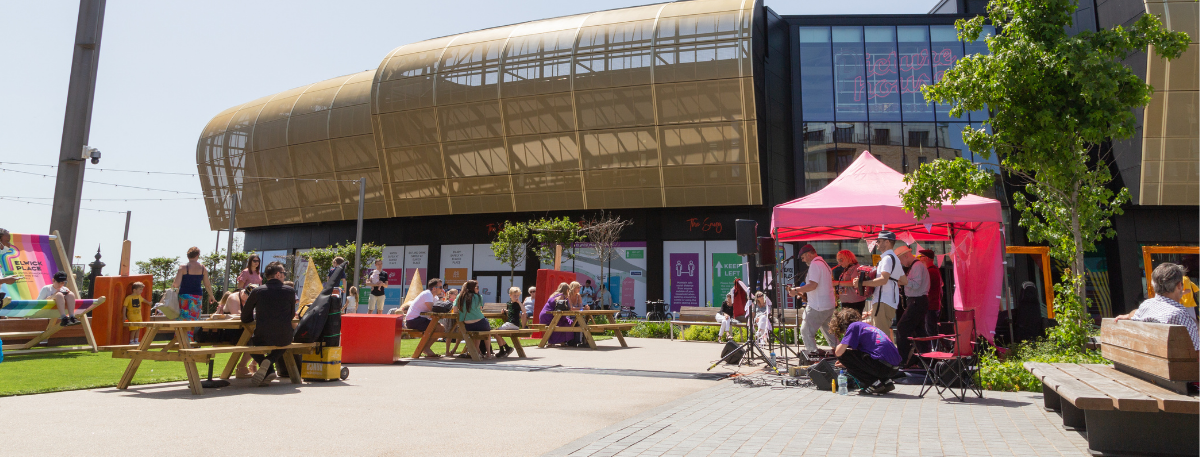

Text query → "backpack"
[431,300,453,313]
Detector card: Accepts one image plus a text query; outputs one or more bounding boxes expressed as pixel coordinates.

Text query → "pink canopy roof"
[771,152,1006,342]
[771,152,1002,241]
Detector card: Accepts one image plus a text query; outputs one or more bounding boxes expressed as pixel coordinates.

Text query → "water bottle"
[769,351,776,368]
[837,370,848,395]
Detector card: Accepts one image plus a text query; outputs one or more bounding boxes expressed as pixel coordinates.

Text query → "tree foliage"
[201,240,253,292]
[900,0,1189,321]
[491,221,531,283]
[304,241,384,286]
[529,217,586,266]
[580,212,633,286]
[135,256,180,292]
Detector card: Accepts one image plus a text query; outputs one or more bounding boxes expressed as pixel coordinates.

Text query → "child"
[38,272,79,327]
[124,282,147,344]
[501,286,523,330]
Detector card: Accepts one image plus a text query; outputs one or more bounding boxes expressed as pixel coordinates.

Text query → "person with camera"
[788,244,837,359]
[831,307,900,395]
[852,231,906,341]
[241,261,297,386]
[367,259,389,314]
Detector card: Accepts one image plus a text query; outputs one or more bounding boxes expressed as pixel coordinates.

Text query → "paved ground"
[546,378,1091,457]
[0,338,1090,456]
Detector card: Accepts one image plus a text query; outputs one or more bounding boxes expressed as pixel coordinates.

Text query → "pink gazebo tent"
[771,152,1005,341]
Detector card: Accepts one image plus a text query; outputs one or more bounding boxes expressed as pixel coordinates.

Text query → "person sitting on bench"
[38,271,80,327]
[1115,262,1200,350]
[456,279,512,358]
[715,294,736,342]
[405,278,446,358]
[831,308,900,395]
[242,261,296,386]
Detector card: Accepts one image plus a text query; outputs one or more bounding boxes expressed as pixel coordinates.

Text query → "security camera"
[81,146,100,164]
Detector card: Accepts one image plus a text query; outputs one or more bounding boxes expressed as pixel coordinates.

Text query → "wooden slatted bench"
[584,322,636,347]
[463,329,534,358]
[1100,318,1199,394]
[669,306,802,340]
[1025,362,1198,456]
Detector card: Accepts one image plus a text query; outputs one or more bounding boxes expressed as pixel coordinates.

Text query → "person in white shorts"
[367,259,389,314]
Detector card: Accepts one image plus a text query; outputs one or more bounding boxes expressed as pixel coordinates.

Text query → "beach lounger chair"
[0,231,105,355]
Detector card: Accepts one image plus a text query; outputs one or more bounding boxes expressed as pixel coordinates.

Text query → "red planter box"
[340,314,404,364]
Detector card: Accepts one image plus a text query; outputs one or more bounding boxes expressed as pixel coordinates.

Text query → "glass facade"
[199,0,762,230]
[798,24,995,195]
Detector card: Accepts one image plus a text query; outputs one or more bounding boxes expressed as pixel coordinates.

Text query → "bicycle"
[616,305,639,320]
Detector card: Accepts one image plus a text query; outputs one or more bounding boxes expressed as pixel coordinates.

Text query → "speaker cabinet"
[735,219,758,255]
[757,236,776,266]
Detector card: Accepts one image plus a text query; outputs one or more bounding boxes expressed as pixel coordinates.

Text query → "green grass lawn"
[0,335,612,397]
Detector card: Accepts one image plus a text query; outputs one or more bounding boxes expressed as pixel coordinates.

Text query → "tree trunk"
[1069,190,1086,308]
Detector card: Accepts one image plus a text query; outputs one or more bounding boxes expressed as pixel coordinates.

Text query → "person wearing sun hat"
[853,231,907,341]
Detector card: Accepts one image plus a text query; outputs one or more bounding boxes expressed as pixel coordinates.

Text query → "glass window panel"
[575,20,655,53]
[930,26,965,121]
[965,25,994,122]
[332,80,372,109]
[237,182,264,213]
[504,29,577,60]
[290,141,331,177]
[798,27,834,121]
[287,111,329,145]
[384,144,444,182]
[580,127,658,169]
[653,40,745,84]
[503,92,576,136]
[655,78,745,125]
[448,176,512,196]
[868,122,904,173]
[574,49,652,90]
[378,36,456,81]
[660,122,745,165]
[436,40,505,105]
[865,26,900,121]
[574,85,655,130]
[935,122,969,160]
[656,11,743,44]
[259,179,299,211]
[501,55,571,97]
[376,108,439,148]
[301,205,345,223]
[331,135,379,172]
[513,171,583,193]
[443,139,509,178]
[392,180,449,199]
[508,133,580,173]
[898,26,934,121]
[375,76,435,113]
[438,101,503,142]
[832,27,867,122]
[335,172,386,202]
[201,112,236,139]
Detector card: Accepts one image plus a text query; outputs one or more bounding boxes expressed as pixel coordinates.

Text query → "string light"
[0,167,207,196]
[0,196,127,214]
[0,161,362,183]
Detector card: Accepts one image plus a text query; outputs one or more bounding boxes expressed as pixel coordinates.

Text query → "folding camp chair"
[0,231,105,354]
[909,308,983,401]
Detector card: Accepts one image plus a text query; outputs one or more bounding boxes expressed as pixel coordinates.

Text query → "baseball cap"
[53,271,68,282]
[798,244,817,256]
[875,231,896,241]
[919,249,936,258]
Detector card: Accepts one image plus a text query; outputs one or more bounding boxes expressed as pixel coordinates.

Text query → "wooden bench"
[1025,362,1198,456]
[1100,318,1199,394]
[585,323,636,347]
[463,329,535,358]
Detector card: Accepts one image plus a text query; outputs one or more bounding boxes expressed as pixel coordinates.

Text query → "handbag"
[553,298,570,312]
[156,289,181,320]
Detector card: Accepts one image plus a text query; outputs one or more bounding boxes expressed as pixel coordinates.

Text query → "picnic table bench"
[1023,319,1198,456]
[537,309,634,349]
[668,306,801,340]
[411,311,532,361]
[108,320,317,395]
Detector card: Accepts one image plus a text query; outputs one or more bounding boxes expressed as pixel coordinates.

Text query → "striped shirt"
[1132,296,1200,350]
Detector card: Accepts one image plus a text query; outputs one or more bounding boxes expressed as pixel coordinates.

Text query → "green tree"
[201,240,253,292]
[136,256,180,292]
[528,217,586,268]
[900,0,1189,348]
[304,241,384,287]
[490,221,531,283]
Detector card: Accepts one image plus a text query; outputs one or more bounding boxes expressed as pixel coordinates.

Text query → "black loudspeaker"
[808,358,839,391]
[757,236,776,266]
[721,341,744,365]
[735,219,758,255]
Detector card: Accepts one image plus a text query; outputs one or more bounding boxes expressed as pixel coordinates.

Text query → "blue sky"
[0,0,941,267]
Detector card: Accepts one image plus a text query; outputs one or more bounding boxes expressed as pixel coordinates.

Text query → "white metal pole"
[223,197,237,292]
[352,177,365,296]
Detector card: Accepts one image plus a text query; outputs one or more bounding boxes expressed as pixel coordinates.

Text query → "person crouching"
[831,308,901,395]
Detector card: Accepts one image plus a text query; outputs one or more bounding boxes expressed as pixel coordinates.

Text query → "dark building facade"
[199,0,1197,320]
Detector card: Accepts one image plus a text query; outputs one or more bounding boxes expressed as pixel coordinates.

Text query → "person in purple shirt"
[831,308,901,394]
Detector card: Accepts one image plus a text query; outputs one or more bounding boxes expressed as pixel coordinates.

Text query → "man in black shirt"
[242,261,296,386]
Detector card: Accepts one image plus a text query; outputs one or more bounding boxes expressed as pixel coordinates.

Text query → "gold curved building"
[198,0,768,230]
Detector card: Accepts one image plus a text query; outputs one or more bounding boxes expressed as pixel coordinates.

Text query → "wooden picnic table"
[410,311,531,361]
[110,319,315,395]
[537,309,634,349]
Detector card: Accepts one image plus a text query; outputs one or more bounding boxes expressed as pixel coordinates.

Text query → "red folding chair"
[909,309,984,401]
